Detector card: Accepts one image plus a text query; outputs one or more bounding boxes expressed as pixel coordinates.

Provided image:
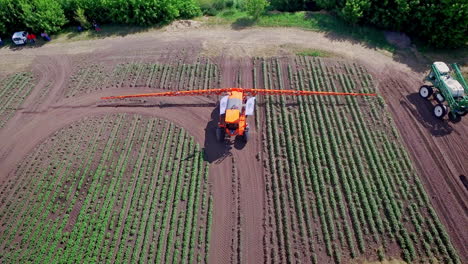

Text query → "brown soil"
[0,26,466,263]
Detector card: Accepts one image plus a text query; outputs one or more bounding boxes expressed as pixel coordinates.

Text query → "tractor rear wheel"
[216,127,225,142]
[419,85,433,99]
[433,104,447,119]
[448,112,462,123]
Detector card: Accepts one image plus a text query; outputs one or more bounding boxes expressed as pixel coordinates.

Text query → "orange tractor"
[101,88,376,142]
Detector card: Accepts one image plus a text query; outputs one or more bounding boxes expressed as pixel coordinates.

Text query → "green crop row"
[263,58,292,263]
[0,114,212,263]
[0,117,103,262]
[258,56,461,264]
[65,60,220,98]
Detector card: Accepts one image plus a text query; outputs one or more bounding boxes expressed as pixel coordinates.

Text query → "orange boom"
[101,88,376,142]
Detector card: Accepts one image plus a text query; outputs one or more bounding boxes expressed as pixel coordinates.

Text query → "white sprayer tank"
[433,62,465,98]
[441,76,465,97]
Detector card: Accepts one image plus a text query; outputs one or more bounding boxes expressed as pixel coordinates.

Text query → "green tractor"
[419,62,468,122]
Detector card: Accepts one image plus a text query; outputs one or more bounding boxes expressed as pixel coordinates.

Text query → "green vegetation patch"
[0,114,213,263]
[65,60,220,98]
[295,49,332,57]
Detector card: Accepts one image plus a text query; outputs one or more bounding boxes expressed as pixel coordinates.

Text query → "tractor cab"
[217,90,252,142]
[225,93,242,135]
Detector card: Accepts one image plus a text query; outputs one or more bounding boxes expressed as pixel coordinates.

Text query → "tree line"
[270,0,467,48]
[0,0,201,35]
[0,0,466,48]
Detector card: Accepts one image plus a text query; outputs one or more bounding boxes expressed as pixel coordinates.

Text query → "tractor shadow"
[404,93,454,136]
[203,105,233,164]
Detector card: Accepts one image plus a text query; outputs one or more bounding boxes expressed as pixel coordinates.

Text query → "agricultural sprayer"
[419,62,468,122]
[101,87,376,143]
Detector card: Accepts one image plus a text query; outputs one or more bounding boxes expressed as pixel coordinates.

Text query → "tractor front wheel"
[433,104,447,119]
[419,85,433,99]
[448,112,462,123]
[216,127,225,142]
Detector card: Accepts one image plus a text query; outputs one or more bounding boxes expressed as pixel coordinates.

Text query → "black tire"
[448,112,462,123]
[433,104,447,119]
[243,130,249,142]
[216,127,225,142]
[459,110,467,117]
[419,85,433,99]
[434,92,445,103]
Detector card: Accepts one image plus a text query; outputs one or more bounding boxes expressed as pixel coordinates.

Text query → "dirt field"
[0,25,466,263]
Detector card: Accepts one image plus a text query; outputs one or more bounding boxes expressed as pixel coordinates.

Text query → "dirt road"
[0,25,466,262]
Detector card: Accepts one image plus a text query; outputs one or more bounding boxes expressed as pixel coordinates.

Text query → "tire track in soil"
[224,57,264,264]
[237,57,264,264]
[0,56,71,172]
[205,57,265,264]
[374,67,468,262]
[30,56,71,110]
[207,156,234,264]
[0,56,70,125]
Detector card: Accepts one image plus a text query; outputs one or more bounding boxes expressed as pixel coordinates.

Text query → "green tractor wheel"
[419,85,433,99]
[433,104,447,119]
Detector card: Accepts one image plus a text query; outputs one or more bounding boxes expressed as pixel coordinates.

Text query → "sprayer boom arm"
[101,88,376,100]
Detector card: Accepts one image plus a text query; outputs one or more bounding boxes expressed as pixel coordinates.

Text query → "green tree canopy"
[297,0,468,48]
[0,0,24,35]
[244,0,269,19]
[1,0,466,48]
[340,0,370,24]
[19,0,67,33]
